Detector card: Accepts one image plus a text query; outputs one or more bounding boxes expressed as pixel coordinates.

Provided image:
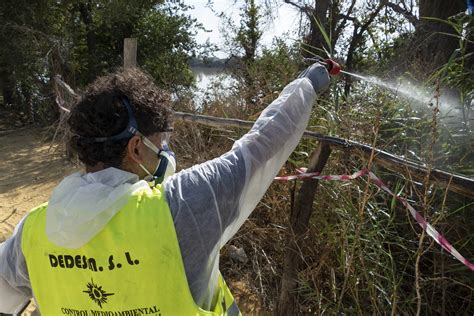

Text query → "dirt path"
[0,127,78,241]
[0,109,79,315]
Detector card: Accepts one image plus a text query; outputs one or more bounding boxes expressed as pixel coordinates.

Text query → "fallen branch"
[174,112,474,198]
[0,208,17,223]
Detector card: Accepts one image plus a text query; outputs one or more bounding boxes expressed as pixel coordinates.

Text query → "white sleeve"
[221,77,316,244]
[165,77,317,307]
[0,275,30,314]
[0,219,32,314]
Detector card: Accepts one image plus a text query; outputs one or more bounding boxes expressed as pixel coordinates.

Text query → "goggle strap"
[141,135,162,154]
[79,97,138,143]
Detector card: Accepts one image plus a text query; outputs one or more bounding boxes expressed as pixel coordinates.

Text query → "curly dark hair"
[68,67,172,168]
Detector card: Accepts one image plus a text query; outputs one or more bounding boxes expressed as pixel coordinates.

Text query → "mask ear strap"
[138,163,153,177]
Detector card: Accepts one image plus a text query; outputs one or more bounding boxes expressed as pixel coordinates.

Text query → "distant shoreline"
[189,57,237,69]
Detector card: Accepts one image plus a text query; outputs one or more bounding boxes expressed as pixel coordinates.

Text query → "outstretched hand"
[298,63,330,94]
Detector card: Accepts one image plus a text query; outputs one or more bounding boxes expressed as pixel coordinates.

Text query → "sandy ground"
[0,109,79,315]
[0,128,78,241]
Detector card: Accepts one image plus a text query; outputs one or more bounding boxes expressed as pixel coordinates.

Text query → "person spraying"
[0,62,332,315]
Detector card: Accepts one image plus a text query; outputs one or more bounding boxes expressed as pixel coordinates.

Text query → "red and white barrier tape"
[275,168,474,271]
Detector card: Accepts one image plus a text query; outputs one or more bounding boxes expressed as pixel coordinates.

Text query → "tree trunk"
[78,1,98,83]
[414,0,465,72]
[305,0,331,57]
[0,68,15,108]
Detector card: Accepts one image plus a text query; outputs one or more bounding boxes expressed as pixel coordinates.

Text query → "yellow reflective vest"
[21,185,240,316]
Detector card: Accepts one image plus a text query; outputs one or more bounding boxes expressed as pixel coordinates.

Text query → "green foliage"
[236,0,263,64]
[0,0,201,122]
[137,2,199,90]
[243,39,301,108]
[256,40,300,88]
[424,15,474,175]
[220,0,264,99]
[63,0,199,88]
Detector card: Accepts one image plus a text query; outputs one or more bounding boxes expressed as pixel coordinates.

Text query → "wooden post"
[124,38,137,68]
[277,142,332,315]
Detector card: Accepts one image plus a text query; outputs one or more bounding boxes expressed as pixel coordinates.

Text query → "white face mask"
[138,135,176,184]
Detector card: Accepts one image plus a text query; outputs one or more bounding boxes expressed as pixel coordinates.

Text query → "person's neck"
[86,163,105,173]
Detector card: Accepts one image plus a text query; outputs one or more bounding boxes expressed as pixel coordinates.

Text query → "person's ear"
[126,135,145,164]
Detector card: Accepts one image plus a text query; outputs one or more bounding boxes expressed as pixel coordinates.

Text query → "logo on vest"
[83,279,114,308]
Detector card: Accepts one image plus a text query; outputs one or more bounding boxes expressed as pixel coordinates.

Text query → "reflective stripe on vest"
[21,185,240,316]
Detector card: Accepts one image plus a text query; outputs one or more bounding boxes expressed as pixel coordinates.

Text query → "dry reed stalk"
[336,113,381,312]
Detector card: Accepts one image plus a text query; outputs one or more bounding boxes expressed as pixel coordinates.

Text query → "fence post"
[124,38,137,68]
[277,142,331,315]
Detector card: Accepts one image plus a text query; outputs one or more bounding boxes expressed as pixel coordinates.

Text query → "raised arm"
[165,64,330,307]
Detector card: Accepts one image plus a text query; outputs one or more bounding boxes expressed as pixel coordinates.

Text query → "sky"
[186,0,302,58]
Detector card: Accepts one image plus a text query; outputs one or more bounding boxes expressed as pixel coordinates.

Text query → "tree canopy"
[0,0,201,121]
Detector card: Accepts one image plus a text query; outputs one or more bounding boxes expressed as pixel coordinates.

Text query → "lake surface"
[191,67,235,105]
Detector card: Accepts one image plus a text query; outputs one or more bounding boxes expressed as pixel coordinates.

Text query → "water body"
[192,66,224,90]
[191,66,235,105]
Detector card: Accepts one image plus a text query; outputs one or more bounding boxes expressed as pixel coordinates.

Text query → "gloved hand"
[298,63,330,94]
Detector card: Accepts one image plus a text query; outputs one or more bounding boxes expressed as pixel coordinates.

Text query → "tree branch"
[382,0,419,26]
[359,2,385,33]
[283,0,308,12]
[334,0,357,40]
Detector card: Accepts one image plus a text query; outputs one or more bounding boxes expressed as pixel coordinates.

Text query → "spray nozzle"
[324,59,341,76]
[303,57,341,76]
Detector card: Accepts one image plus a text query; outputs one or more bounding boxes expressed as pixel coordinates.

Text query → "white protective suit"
[0,76,321,314]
